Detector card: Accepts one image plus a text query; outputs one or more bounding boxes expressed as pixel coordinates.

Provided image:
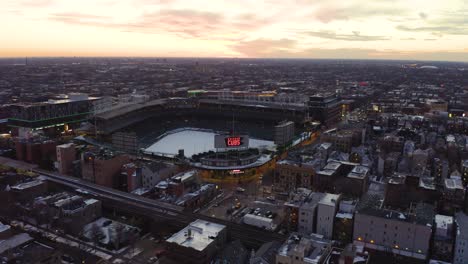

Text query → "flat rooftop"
[319,193,340,207]
[0,233,33,254]
[278,233,331,263]
[166,219,226,252]
[11,180,44,190]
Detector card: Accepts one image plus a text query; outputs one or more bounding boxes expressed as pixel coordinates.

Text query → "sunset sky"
[1,0,468,61]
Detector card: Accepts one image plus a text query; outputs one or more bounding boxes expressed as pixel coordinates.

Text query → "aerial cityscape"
[1,1,468,264]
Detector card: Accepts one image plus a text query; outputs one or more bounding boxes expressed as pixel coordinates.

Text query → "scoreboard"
[214,135,249,149]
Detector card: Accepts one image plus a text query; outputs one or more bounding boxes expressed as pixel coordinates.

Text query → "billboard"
[214,135,249,149]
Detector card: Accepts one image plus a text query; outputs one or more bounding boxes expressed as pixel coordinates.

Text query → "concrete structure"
[284,189,339,236]
[165,219,227,264]
[454,212,468,264]
[274,121,295,146]
[316,193,341,239]
[56,143,76,175]
[298,192,326,235]
[276,233,332,264]
[353,201,434,260]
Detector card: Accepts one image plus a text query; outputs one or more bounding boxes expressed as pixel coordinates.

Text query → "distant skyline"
[1,0,468,61]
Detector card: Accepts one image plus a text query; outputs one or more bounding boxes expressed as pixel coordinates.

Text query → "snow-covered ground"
[144,128,275,158]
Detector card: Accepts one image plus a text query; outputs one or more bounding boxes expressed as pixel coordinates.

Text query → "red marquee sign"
[225,137,242,147]
[215,134,249,148]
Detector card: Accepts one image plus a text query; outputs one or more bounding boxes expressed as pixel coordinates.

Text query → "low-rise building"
[323,244,370,264]
[353,198,434,261]
[275,160,316,192]
[333,199,358,244]
[1,240,62,264]
[56,143,76,175]
[317,193,341,239]
[11,179,47,201]
[432,215,454,262]
[81,148,130,188]
[250,241,282,264]
[454,212,468,264]
[274,121,295,146]
[276,233,332,264]
[34,192,102,234]
[165,219,227,264]
[82,217,140,250]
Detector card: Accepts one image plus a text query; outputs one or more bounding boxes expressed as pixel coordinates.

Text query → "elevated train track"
[35,168,287,248]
